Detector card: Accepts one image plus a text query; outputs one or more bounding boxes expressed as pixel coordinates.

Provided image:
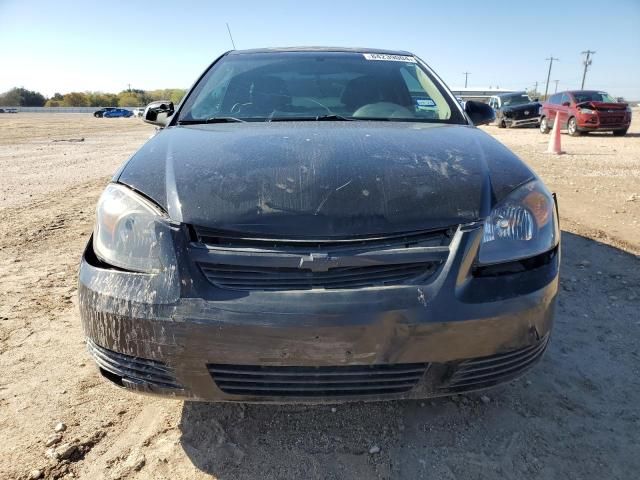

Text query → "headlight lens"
[478,180,558,265]
[93,183,169,273]
[579,108,596,114]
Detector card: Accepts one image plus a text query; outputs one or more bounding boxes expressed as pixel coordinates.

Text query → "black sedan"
[79,48,559,403]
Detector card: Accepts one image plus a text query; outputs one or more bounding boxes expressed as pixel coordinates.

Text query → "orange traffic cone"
[546,112,564,154]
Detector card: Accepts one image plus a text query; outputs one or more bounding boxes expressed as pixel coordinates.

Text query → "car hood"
[502,102,540,112]
[576,101,628,111]
[117,122,534,237]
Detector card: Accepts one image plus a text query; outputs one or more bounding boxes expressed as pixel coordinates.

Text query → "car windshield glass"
[573,91,617,103]
[178,51,464,124]
[501,94,531,106]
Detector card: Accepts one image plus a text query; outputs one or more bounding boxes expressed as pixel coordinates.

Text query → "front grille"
[199,261,440,290]
[512,109,537,120]
[192,226,451,251]
[440,334,549,393]
[87,340,183,390]
[208,363,429,397]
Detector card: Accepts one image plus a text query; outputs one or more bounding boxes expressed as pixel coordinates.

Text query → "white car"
[131,107,145,118]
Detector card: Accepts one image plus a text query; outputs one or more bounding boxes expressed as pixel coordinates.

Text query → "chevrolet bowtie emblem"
[299,253,337,272]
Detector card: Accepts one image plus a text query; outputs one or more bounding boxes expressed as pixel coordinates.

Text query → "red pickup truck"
[539,90,631,136]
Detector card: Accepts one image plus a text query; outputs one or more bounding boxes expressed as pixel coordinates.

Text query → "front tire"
[498,119,506,128]
[539,116,550,134]
[568,117,582,136]
[613,128,628,137]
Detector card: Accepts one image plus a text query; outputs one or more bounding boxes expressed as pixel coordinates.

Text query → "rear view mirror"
[143,101,174,127]
[464,100,496,126]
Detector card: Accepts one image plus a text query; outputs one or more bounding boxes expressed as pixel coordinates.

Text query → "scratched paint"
[117,121,534,237]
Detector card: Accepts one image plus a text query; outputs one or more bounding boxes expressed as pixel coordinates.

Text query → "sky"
[1,0,639,99]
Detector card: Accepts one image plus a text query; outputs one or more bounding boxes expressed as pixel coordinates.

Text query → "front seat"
[341,75,383,112]
[249,76,291,114]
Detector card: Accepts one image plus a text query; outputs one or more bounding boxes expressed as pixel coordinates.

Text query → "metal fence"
[0,106,144,113]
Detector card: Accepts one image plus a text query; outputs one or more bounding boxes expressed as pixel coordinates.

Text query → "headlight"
[93,183,173,273]
[478,180,558,265]
[579,108,595,114]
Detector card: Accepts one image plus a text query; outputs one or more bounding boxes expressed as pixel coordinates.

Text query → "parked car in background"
[132,107,145,117]
[0,107,18,113]
[103,108,133,118]
[488,92,540,128]
[94,107,117,118]
[80,47,558,404]
[540,90,631,136]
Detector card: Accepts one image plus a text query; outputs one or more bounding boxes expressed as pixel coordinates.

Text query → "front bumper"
[79,223,559,403]
[505,116,540,127]
[577,114,631,131]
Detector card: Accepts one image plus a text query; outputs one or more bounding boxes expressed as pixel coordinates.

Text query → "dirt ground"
[1,113,639,480]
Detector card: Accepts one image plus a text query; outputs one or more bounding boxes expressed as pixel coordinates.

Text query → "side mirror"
[562,101,571,107]
[143,100,174,127]
[464,100,495,126]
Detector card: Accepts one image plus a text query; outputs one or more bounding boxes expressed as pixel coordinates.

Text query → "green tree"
[0,87,46,106]
[117,93,140,107]
[62,92,89,106]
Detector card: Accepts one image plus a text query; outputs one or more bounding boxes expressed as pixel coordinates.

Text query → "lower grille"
[441,334,549,393]
[208,363,429,397]
[87,340,183,390]
[199,261,440,290]
[599,116,624,125]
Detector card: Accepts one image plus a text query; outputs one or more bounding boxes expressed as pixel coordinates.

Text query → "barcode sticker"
[363,53,417,63]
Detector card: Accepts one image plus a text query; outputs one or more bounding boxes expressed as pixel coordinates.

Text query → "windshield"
[501,94,531,106]
[573,91,617,103]
[177,51,464,123]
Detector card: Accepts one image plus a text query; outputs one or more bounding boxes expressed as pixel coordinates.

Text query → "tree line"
[0,87,186,107]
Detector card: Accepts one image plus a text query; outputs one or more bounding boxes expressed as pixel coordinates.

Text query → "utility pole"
[544,56,559,99]
[553,80,559,93]
[226,22,236,49]
[127,83,131,92]
[581,50,595,89]
[463,72,471,88]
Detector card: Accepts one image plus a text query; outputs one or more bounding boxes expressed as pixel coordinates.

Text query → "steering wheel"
[352,102,415,119]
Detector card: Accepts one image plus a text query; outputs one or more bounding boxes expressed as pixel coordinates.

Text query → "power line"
[544,56,559,99]
[581,50,596,89]
[226,22,236,49]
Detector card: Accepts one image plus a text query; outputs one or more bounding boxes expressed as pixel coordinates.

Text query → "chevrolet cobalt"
[79,48,559,402]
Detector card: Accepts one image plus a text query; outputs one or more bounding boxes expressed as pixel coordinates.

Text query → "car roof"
[227,46,413,56]
[496,91,527,97]
[566,90,604,94]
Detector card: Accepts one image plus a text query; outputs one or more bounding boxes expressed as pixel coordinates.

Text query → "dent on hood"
[117,122,534,236]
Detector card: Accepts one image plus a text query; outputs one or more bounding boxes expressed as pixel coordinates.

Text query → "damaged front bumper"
[79,222,559,403]
[505,116,541,127]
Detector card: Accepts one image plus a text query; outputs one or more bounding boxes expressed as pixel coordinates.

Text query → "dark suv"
[540,90,631,136]
[488,92,540,128]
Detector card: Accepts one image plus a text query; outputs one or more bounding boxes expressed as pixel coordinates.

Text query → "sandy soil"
[0,113,639,480]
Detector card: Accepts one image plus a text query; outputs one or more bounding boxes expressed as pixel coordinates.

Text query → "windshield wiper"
[268,114,353,122]
[178,116,246,125]
[316,114,353,121]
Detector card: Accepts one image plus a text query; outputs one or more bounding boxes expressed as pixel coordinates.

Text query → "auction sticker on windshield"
[363,53,417,63]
